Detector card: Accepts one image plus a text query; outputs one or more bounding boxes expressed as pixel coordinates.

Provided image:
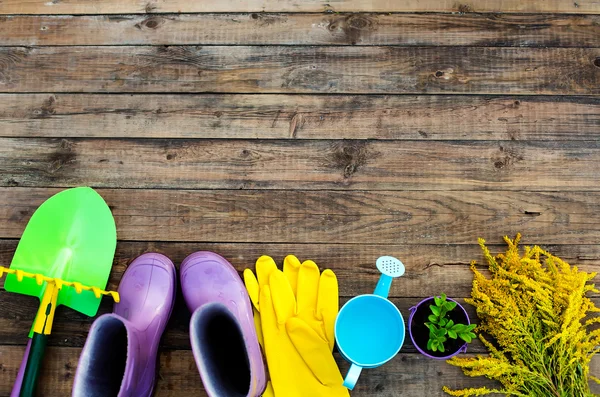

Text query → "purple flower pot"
[408,297,470,360]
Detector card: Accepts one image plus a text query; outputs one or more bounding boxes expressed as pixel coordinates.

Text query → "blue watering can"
[334,256,406,390]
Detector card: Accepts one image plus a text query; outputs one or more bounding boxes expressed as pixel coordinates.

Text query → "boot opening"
[191,303,251,397]
[73,316,128,397]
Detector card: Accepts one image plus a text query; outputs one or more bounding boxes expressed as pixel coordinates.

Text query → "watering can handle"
[373,274,393,298]
[342,364,363,390]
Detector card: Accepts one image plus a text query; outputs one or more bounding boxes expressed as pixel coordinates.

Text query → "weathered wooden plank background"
[0,1,599,396]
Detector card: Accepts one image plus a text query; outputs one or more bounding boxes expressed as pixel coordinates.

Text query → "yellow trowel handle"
[33,281,61,335]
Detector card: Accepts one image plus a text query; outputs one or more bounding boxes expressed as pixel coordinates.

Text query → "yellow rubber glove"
[244,255,277,348]
[244,255,338,351]
[244,256,348,397]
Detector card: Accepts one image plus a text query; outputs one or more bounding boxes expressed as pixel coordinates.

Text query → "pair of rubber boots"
[72,252,266,397]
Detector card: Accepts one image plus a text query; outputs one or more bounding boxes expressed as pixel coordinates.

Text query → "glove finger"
[317,269,339,351]
[262,382,275,397]
[252,308,264,348]
[269,270,296,325]
[259,285,277,334]
[244,269,260,311]
[283,254,301,297]
[256,255,278,289]
[296,260,320,320]
[286,317,345,387]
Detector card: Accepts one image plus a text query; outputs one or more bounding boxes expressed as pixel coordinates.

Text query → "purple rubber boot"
[72,253,176,397]
[180,251,266,397]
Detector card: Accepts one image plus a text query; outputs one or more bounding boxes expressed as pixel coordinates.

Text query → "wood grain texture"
[1,0,599,14]
[1,13,599,47]
[2,139,600,190]
[0,46,599,94]
[2,94,600,140]
[1,188,600,244]
[2,239,599,298]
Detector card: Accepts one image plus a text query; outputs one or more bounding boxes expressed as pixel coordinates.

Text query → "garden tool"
[4,187,117,397]
[244,256,348,397]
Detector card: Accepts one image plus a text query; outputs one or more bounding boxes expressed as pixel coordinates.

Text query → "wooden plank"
[0,46,598,94]
[2,239,599,299]
[1,188,600,244]
[0,346,598,397]
[1,0,599,15]
[2,94,599,140]
[1,14,599,47]
[2,139,600,190]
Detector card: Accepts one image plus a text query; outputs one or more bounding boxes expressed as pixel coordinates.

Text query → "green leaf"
[428,314,438,323]
[466,324,477,332]
[446,319,454,328]
[435,328,447,338]
[438,343,445,353]
[434,296,443,307]
[439,318,448,327]
[468,332,477,340]
[441,293,447,301]
[447,330,457,339]
[459,333,472,343]
[427,339,433,351]
[430,305,441,316]
[451,324,466,332]
[444,301,457,311]
[431,340,438,352]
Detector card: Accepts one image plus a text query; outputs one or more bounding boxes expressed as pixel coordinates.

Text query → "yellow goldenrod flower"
[444,235,600,397]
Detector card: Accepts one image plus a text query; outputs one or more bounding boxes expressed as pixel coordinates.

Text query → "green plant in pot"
[425,294,476,353]
[408,293,475,359]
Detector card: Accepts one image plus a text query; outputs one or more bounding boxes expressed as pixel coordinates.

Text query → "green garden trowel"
[3,187,117,396]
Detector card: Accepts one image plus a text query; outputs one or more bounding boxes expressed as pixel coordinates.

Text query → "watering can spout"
[373,274,393,298]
